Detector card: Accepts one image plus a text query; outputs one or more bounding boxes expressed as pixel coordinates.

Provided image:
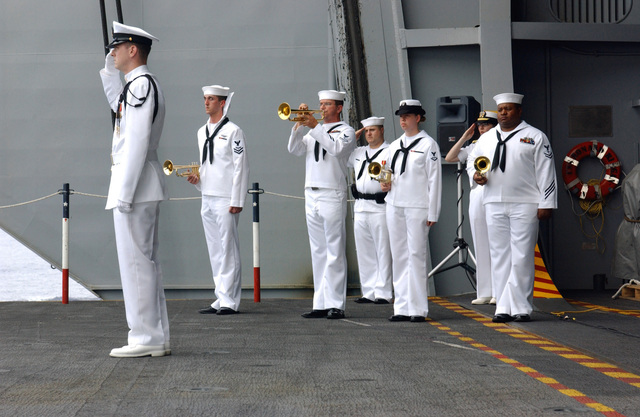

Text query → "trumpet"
[278,102,324,122]
[368,161,392,184]
[474,156,491,177]
[163,159,200,178]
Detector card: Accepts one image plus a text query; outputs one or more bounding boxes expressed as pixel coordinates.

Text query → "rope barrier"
[0,188,319,209]
[0,192,61,209]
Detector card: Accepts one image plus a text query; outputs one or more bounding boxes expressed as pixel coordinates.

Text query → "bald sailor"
[348,117,393,304]
[287,89,356,319]
[190,85,249,316]
[100,21,170,358]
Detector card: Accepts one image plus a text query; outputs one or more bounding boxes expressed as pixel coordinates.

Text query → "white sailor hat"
[361,117,385,127]
[476,110,498,123]
[493,93,524,105]
[107,21,158,49]
[395,99,425,116]
[202,85,230,97]
[318,90,346,101]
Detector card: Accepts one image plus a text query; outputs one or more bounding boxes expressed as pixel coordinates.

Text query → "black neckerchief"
[314,123,344,162]
[390,137,423,175]
[357,148,385,180]
[492,128,523,172]
[202,117,229,164]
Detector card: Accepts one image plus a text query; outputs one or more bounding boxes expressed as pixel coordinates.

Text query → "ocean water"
[0,229,100,302]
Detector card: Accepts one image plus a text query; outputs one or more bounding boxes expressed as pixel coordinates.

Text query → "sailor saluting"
[99,21,170,358]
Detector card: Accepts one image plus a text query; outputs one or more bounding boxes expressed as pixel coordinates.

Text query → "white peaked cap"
[318,90,346,101]
[477,110,498,121]
[202,85,230,97]
[361,117,385,127]
[107,21,158,48]
[493,93,524,105]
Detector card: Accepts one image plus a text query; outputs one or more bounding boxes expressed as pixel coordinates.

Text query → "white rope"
[0,188,353,208]
[0,192,60,209]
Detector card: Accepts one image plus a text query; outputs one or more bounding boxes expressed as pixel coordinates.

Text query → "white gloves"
[104,50,117,74]
[117,200,133,213]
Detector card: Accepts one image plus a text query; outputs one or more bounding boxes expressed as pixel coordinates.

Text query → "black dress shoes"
[217,307,238,315]
[354,297,374,304]
[301,309,329,318]
[374,298,390,304]
[198,306,218,314]
[492,313,515,323]
[327,308,345,319]
[410,315,425,322]
[388,314,410,322]
[514,314,531,322]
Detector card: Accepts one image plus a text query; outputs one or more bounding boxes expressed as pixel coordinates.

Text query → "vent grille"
[549,0,633,23]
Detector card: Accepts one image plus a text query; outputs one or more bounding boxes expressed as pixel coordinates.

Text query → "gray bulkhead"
[1,0,638,298]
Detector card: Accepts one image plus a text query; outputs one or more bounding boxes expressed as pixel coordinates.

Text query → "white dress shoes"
[109,344,166,358]
[489,297,497,305]
[471,297,493,305]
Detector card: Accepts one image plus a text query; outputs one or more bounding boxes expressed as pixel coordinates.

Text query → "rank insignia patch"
[233,140,244,154]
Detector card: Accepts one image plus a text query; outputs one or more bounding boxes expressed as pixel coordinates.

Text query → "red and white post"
[249,183,264,302]
[61,183,70,304]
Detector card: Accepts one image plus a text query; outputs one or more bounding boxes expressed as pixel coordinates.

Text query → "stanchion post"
[248,183,264,302]
[61,183,71,304]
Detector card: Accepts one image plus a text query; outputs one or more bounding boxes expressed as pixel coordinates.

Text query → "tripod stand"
[429,162,477,289]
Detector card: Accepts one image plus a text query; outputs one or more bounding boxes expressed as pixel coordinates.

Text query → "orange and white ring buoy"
[561,140,621,200]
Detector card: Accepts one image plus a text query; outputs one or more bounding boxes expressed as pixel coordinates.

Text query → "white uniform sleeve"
[99,69,123,113]
[427,141,442,222]
[119,77,154,204]
[308,124,356,158]
[287,125,308,156]
[230,128,249,207]
[535,133,558,209]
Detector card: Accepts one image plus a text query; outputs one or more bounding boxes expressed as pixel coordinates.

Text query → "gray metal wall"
[0,0,346,298]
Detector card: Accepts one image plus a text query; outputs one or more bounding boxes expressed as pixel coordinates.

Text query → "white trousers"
[468,187,492,299]
[485,202,538,316]
[386,204,430,317]
[113,202,169,346]
[354,211,393,301]
[305,188,348,311]
[201,195,242,311]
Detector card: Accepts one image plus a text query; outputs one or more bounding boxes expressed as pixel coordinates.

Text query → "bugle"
[473,156,491,177]
[163,159,200,178]
[278,102,323,122]
[368,161,392,183]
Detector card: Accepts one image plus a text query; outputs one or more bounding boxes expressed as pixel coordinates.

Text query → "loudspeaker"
[436,96,480,155]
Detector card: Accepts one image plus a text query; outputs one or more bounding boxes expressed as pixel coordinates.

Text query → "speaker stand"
[429,162,477,289]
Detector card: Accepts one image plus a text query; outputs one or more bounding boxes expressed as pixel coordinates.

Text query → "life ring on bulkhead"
[561,140,621,200]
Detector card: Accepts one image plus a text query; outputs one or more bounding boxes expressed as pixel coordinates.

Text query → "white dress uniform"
[195,106,249,312]
[288,119,356,311]
[384,130,442,317]
[100,62,170,348]
[348,143,393,302]
[457,141,493,301]
[469,120,557,316]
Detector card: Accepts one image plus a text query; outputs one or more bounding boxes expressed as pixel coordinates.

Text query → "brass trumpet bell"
[163,159,200,178]
[368,161,392,183]
[474,156,491,177]
[278,102,324,122]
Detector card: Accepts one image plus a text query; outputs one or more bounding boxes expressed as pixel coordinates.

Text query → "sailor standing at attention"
[348,117,393,305]
[100,22,170,358]
[287,90,356,319]
[191,85,249,316]
[381,100,442,323]
[470,93,557,323]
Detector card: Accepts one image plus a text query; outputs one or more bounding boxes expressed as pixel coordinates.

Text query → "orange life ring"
[561,140,621,200]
